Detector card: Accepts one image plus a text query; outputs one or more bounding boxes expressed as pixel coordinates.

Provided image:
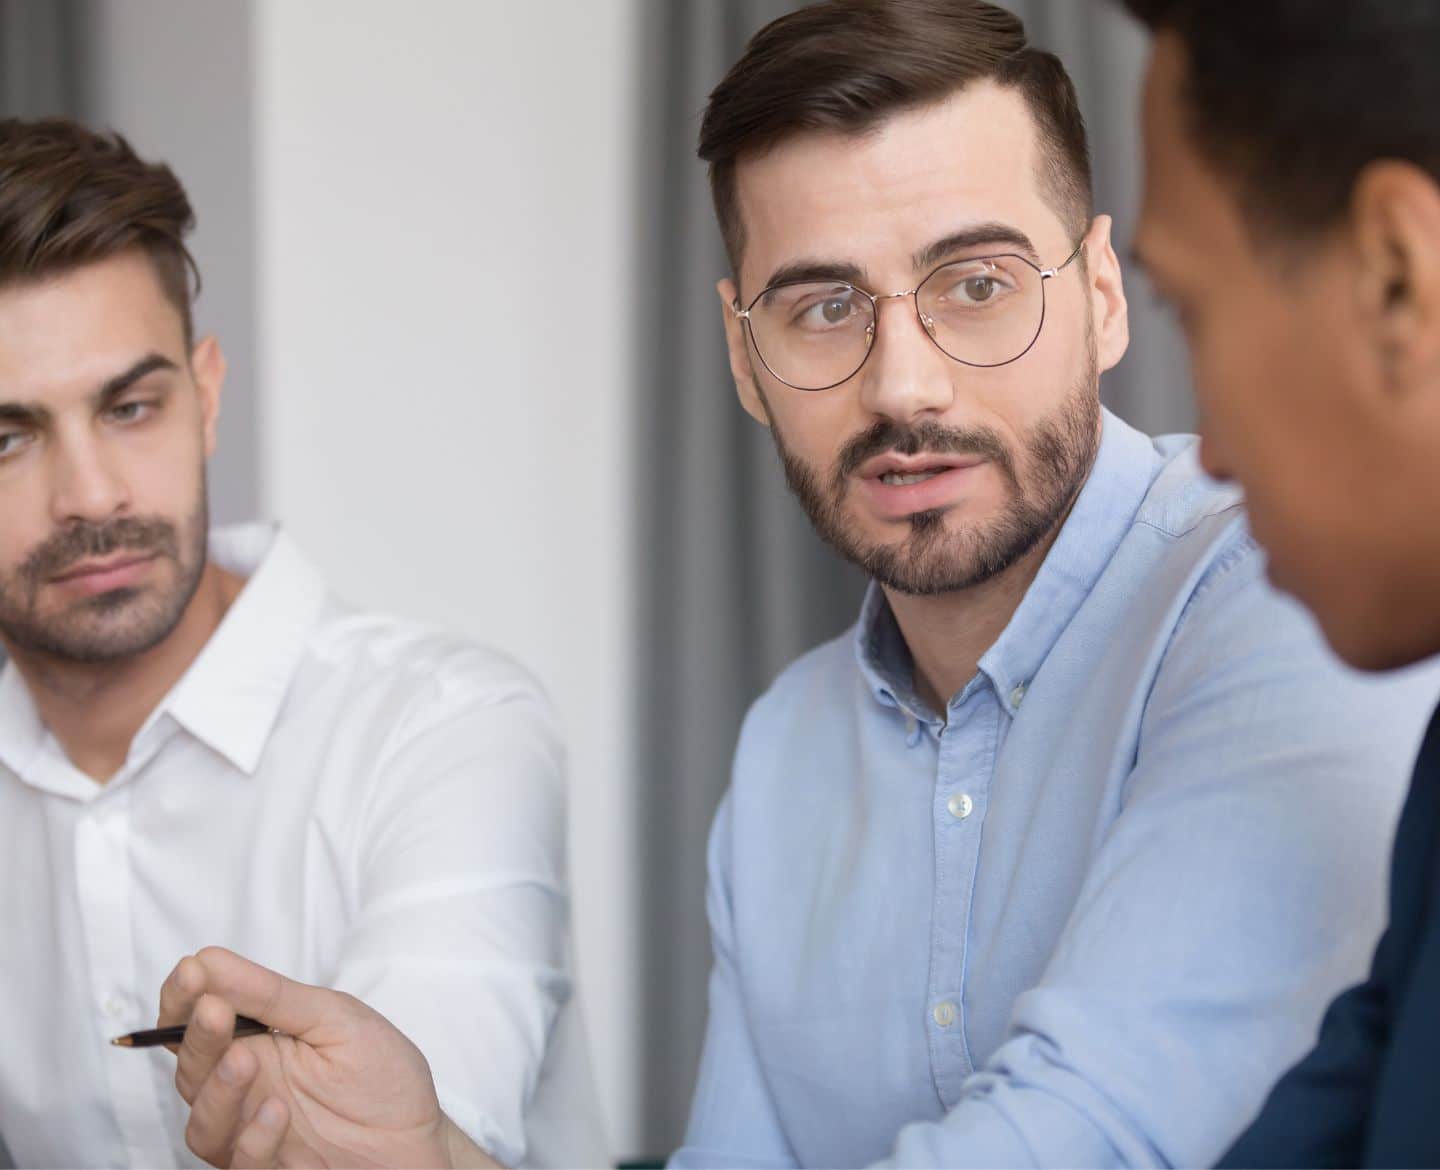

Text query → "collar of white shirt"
[0,524,326,800]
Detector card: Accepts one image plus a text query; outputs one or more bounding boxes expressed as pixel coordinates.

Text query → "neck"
[4,561,245,782]
[885,520,1067,716]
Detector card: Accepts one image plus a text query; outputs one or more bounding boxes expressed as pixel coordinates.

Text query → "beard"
[768,365,1102,597]
[0,487,210,664]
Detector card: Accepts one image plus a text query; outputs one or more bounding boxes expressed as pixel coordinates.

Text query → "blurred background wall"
[1,0,1186,1160]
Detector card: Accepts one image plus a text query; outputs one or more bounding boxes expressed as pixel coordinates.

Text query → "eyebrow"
[912,223,1042,271]
[0,352,180,427]
[762,258,867,292]
[759,221,1043,295]
[98,353,178,405]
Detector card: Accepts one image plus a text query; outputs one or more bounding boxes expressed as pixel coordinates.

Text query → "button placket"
[75,790,173,1165]
[925,690,1000,1105]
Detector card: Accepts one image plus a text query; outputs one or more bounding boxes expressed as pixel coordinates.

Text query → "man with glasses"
[142,2,1440,1168]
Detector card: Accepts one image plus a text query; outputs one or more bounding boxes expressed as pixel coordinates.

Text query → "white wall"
[253,0,643,1156]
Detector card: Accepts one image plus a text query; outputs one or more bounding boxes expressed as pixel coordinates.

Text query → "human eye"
[934,261,1019,308]
[104,398,159,426]
[0,430,34,462]
[785,285,865,333]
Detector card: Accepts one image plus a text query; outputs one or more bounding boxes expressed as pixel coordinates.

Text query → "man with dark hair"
[1125,2,1440,1164]
[151,3,1440,1169]
[0,118,601,1168]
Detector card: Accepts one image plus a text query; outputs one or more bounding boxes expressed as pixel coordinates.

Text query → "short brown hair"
[0,118,199,343]
[699,0,1093,274]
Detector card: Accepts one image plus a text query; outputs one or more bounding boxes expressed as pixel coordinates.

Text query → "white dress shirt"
[0,525,603,1169]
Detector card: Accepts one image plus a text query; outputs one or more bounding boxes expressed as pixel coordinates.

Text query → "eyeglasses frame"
[730,238,1087,392]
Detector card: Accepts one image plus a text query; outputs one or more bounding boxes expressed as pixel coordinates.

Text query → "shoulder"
[1133,433,1245,541]
[300,601,561,756]
[734,625,859,751]
[1111,433,1276,644]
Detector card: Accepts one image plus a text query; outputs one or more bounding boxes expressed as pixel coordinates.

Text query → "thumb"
[187,947,357,1042]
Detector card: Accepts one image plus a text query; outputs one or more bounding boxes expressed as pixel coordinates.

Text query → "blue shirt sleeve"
[1216,945,1388,1169]
[876,547,1422,1167]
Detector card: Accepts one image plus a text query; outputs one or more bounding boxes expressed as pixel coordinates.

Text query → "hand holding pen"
[149,947,493,1169]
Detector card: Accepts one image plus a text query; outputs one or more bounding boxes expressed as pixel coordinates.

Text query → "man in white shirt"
[0,117,601,1168]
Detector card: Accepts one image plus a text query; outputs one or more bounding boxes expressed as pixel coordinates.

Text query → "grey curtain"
[0,5,78,1166]
[634,0,867,1156]
[0,0,77,119]
[635,0,1189,1156]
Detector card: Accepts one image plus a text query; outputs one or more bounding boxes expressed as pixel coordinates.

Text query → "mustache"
[832,419,1018,493]
[20,517,179,587]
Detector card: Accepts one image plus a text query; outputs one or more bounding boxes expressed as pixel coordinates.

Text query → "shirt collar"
[162,525,327,775]
[0,525,326,787]
[854,409,1161,717]
[0,654,49,786]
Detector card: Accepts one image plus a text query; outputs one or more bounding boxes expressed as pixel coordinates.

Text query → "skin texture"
[1134,32,1440,671]
[0,249,243,779]
[718,82,1130,708]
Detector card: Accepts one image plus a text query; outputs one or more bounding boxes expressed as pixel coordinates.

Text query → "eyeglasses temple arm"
[1041,238,1087,280]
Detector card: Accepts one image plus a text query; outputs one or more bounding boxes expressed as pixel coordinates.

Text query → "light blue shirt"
[673,411,1440,1169]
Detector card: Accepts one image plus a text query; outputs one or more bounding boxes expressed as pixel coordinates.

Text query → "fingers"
[183,1042,259,1166]
[230,1098,289,1169]
[159,954,210,1028]
[174,993,238,1105]
[191,946,351,1039]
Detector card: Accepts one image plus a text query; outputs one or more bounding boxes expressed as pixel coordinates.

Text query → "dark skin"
[1134,31,1440,672]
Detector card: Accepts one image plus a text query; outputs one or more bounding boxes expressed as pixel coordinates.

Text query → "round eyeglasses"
[731,241,1085,392]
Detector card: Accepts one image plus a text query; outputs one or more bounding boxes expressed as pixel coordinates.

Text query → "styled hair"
[1122,0,1440,243]
[0,117,199,342]
[697,0,1093,273]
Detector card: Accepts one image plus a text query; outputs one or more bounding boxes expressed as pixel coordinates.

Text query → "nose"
[48,427,131,526]
[856,294,958,425]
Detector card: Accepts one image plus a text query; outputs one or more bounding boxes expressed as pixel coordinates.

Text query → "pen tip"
[110,1036,133,1047]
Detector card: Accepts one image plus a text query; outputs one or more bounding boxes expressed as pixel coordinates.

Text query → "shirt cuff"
[436,1084,526,1169]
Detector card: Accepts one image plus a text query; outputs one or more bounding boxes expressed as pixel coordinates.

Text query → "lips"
[857,452,983,481]
[855,452,987,521]
[52,553,155,584]
[49,552,159,597]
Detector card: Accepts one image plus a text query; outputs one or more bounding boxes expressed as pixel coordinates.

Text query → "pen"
[110,1014,271,1049]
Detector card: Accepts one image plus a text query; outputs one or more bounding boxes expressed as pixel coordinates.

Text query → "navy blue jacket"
[1220,703,1440,1167]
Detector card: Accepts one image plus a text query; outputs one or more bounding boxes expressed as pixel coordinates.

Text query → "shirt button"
[933,1001,957,1028]
[947,792,974,820]
[1010,683,1028,707]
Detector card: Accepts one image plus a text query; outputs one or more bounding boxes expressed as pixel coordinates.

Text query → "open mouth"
[857,453,987,521]
[879,467,951,487]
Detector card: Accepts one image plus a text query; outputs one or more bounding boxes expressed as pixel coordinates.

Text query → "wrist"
[441,1112,503,1170]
